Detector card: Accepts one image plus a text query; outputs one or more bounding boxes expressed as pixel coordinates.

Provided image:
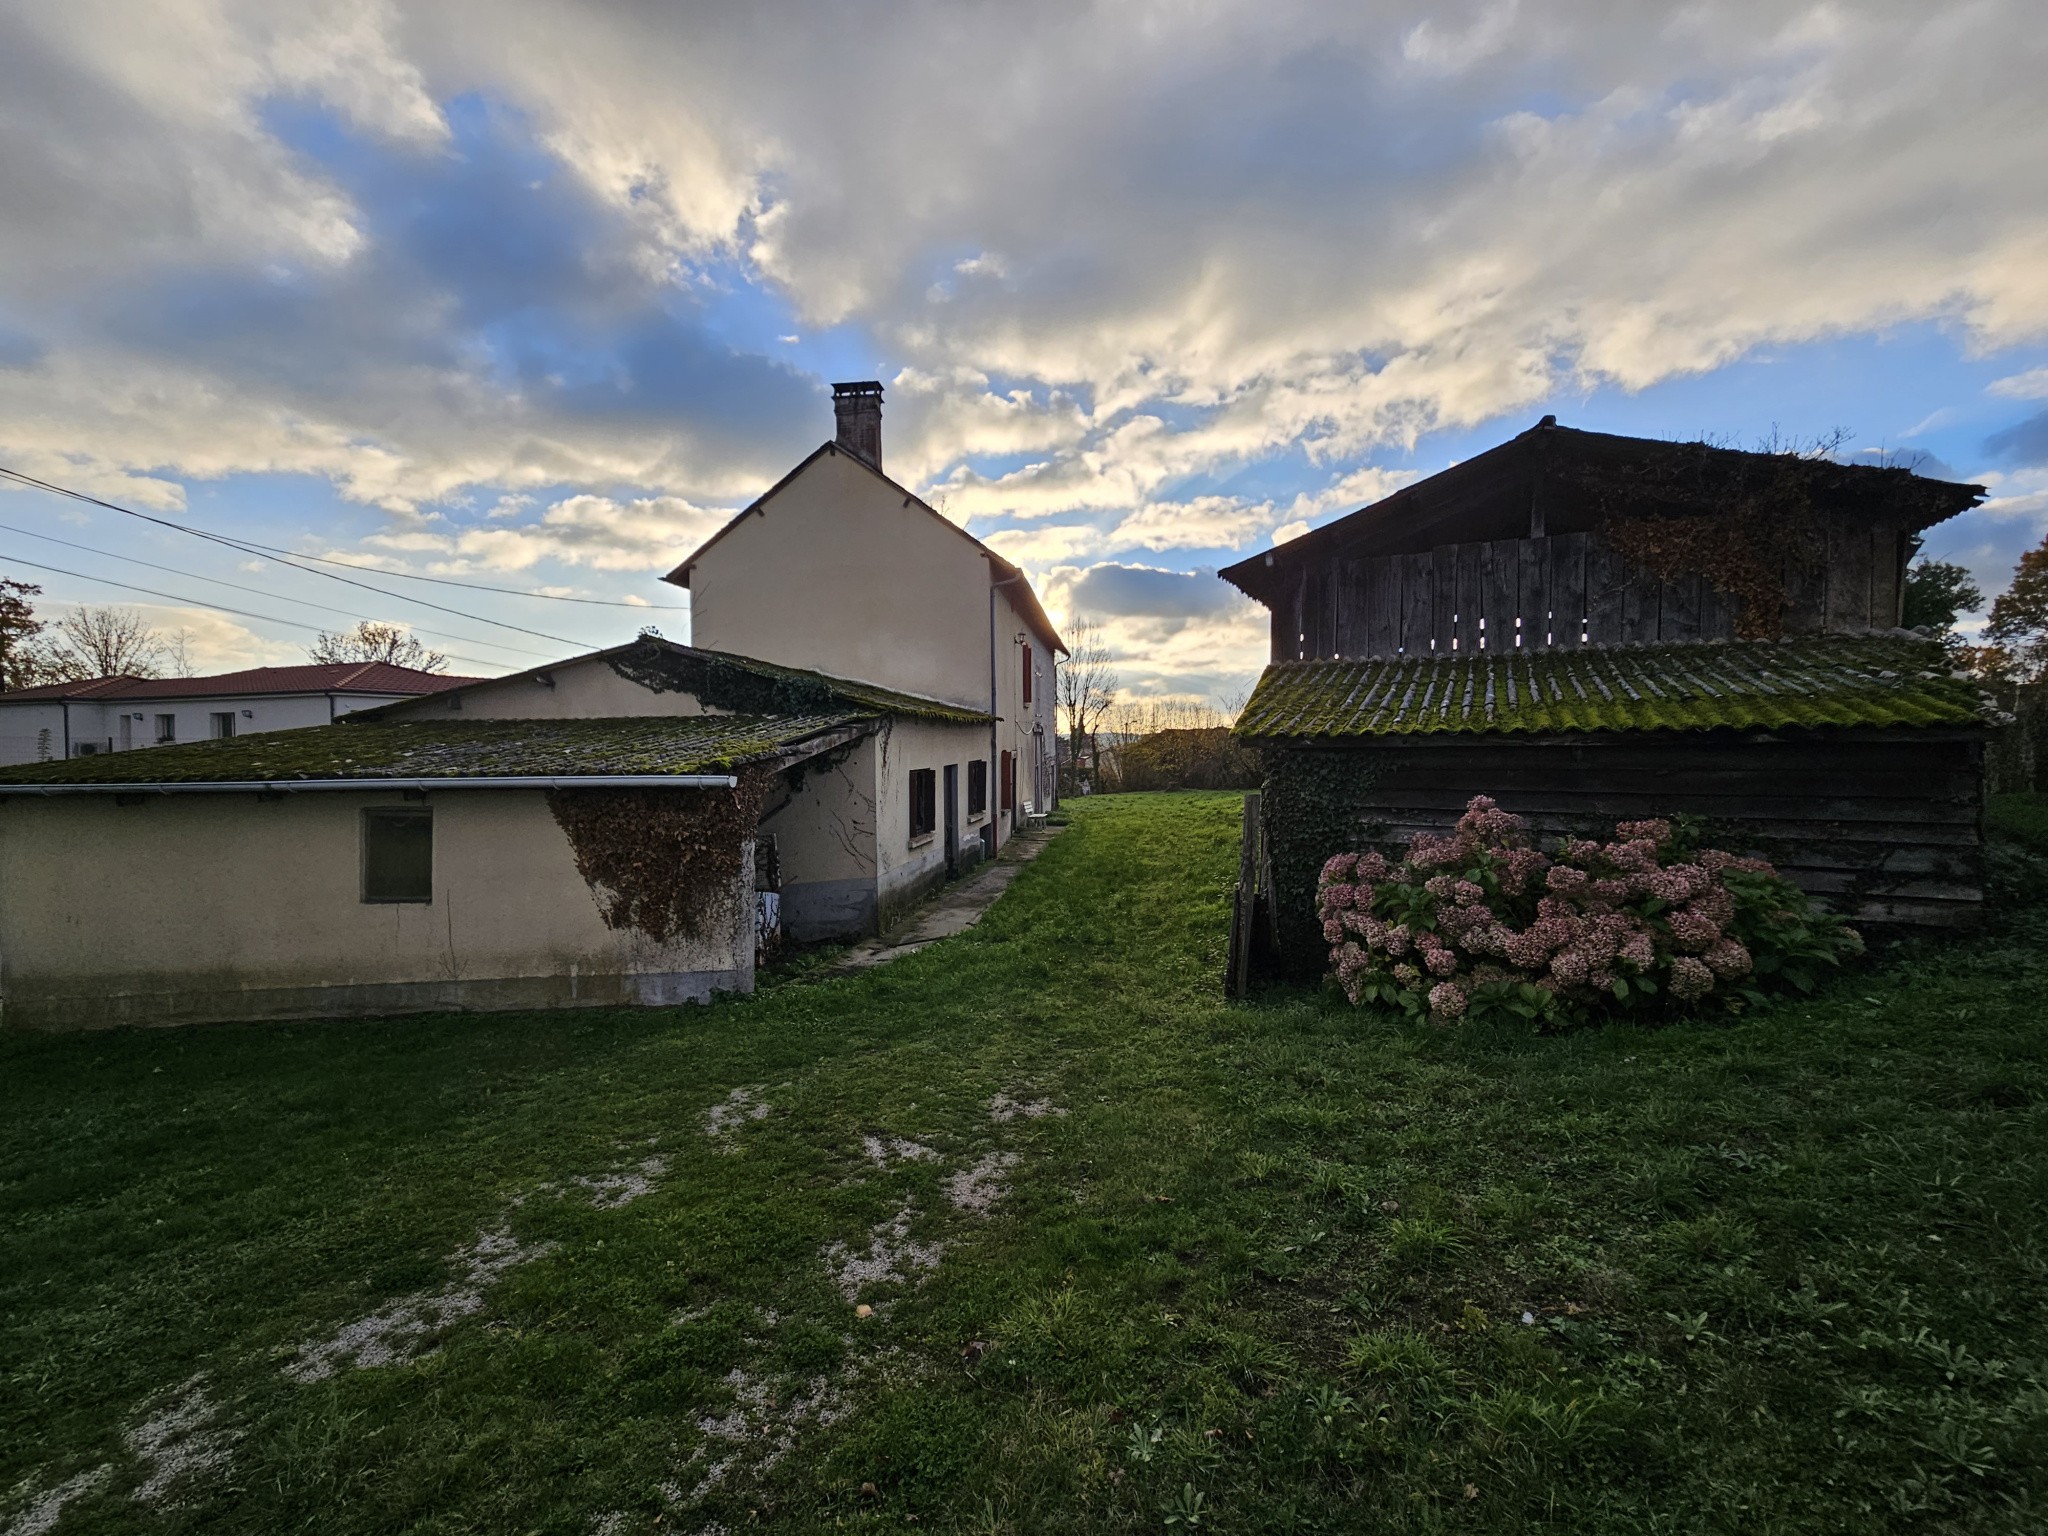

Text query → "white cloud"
[1990,367,2048,401]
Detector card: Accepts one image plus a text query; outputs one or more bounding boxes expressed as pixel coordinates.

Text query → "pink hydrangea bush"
[1319,796,1862,1027]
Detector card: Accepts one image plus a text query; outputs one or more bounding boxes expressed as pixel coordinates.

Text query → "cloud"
[1986,411,2048,468]
[1989,367,2048,401]
[356,491,731,574]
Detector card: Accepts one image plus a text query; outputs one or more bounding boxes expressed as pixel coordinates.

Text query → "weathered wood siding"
[1261,728,1984,976]
[1273,520,1913,661]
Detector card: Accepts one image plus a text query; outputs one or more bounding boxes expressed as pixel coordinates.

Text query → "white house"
[668,380,1066,851]
[0,642,990,1029]
[0,661,474,765]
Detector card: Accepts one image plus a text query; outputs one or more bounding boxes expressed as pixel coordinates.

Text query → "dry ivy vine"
[547,766,776,944]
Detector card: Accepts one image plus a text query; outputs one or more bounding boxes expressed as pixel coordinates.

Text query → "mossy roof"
[1233,635,1990,742]
[0,713,866,786]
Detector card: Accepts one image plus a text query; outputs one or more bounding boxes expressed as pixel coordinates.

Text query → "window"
[210,711,237,740]
[362,807,433,903]
[155,714,176,743]
[909,768,936,840]
[967,759,988,817]
[1000,750,1015,813]
[1021,640,1033,705]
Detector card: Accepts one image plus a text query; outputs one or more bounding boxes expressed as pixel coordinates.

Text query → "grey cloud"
[1065,563,1239,621]
[1986,411,2048,468]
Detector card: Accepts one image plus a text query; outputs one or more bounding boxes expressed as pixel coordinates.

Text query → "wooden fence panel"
[1517,538,1551,650]
[1551,532,1590,648]
[1825,520,1873,633]
[1868,524,1902,629]
[1485,538,1519,651]
[1783,547,1826,635]
[1583,536,1625,645]
[1698,578,1739,641]
[1456,542,1487,654]
[1433,546,1458,656]
[1365,555,1401,657]
[1401,552,1434,654]
[1660,571,1702,642]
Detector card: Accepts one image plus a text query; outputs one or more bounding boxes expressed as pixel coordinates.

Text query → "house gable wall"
[685,450,996,710]
[370,656,714,722]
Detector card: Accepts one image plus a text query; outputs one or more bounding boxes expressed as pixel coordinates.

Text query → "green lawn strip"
[2,792,2045,1533]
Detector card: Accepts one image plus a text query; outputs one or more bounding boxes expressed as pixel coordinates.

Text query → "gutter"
[0,775,741,797]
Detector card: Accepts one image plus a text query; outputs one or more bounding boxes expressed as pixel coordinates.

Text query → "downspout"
[61,699,70,760]
[990,565,1026,847]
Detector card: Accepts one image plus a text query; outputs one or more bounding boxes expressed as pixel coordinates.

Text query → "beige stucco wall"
[0,789,752,1030]
[686,449,1003,710]
[371,655,712,722]
[871,716,1000,925]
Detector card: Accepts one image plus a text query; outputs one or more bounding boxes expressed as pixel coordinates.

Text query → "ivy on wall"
[547,765,775,944]
[1260,747,1385,981]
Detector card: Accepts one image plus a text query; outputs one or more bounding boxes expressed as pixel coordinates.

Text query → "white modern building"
[0,662,475,765]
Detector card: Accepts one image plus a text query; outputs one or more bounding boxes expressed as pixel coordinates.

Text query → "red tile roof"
[0,663,482,703]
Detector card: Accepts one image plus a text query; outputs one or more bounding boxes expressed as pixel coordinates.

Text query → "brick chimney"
[832,380,884,471]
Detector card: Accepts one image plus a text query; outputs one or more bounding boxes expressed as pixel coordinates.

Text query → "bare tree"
[1057,616,1118,789]
[308,621,447,673]
[47,606,170,680]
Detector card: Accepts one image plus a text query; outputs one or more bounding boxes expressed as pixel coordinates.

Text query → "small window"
[1021,641,1033,705]
[210,711,237,740]
[155,714,176,743]
[909,768,936,840]
[967,759,988,817]
[362,807,433,903]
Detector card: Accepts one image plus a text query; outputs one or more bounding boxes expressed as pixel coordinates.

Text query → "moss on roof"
[603,638,992,724]
[0,713,866,786]
[1234,634,1990,741]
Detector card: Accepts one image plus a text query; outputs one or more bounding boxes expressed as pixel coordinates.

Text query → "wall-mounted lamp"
[241,709,254,718]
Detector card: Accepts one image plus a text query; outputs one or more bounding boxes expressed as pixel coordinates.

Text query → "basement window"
[967,759,988,818]
[909,768,936,841]
[362,806,433,904]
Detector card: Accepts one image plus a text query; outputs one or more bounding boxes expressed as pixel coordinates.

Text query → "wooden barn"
[1221,418,1996,977]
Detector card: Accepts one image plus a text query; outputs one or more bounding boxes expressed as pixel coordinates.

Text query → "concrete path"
[823,825,1064,974]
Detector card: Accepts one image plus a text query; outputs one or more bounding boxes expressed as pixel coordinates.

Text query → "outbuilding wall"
[1259,727,1985,979]
[0,788,753,1030]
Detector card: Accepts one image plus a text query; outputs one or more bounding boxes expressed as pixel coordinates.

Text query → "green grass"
[4,792,2047,1533]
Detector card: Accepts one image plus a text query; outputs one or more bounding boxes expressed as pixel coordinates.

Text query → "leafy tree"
[1985,534,2048,681]
[1901,559,1983,650]
[0,575,46,690]
[307,621,447,673]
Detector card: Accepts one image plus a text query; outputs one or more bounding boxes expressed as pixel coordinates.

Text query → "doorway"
[943,764,960,878]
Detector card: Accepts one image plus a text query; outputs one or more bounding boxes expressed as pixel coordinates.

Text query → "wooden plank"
[1270,607,1293,662]
[1869,523,1903,629]
[1659,571,1702,642]
[1698,577,1739,641]
[1619,554,1655,642]
[1517,537,1552,650]
[1782,544,1825,635]
[1824,519,1872,633]
[1548,534,1588,649]
[1400,552,1434,655]
[1365,555,1400,658]
[1579,533,1624,648]
[1331,560,1365,658]
[1485,538,1519,652]
[1432,545,1458,656]
[1456,541,1487,655]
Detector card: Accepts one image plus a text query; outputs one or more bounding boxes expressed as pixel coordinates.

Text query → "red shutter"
[1021,641,1033,705]
[1000,750,1015,813]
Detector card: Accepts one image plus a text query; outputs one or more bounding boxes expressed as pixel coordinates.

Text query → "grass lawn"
[4,791,2047,1534]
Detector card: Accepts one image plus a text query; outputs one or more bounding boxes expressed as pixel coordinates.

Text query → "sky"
[1,0,2046,706]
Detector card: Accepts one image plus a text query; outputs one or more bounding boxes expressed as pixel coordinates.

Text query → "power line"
[0,467,590,649]
[0,466,685,639]
[0,520,559,663]
[0,553,522,673]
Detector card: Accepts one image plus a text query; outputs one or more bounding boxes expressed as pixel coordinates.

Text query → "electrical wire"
[0,520,559,663]
[0,465,687,630]
[0,553,523,674]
